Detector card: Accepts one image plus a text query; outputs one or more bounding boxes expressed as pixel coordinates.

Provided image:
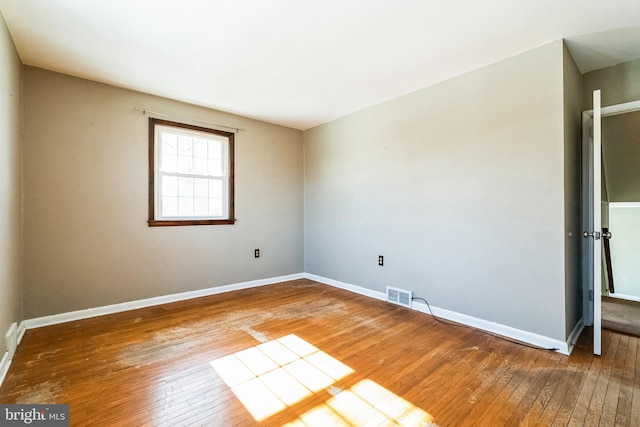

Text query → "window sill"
[148,219,236,227]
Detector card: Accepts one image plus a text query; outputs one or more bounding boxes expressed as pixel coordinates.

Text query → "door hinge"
[589,290,594,301]
[589,126,593,137]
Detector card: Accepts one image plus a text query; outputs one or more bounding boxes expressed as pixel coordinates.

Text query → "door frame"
[582,98,640,355]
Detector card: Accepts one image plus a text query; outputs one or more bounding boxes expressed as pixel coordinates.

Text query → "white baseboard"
[17,321,26,345]
[4,322,17,359]
[0,351,10,388]
[24,273,305,330]
[608,293,640,303]
[0,322,19,389]
[13,270,578,380]
[0,274,303,389]
[305,273,573,355]
[566,317,585,354]
[1,322,20,389]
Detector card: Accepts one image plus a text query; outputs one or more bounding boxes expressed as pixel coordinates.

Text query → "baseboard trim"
[305,273,572,355]
[24,273,305,330]
[19,272,576,356]
[17,321,26,345]
[2,271,578,390]
[0,321,20,390]
[0,352,10,389]
[608,293,640,303]
[4,323,17,359]
[566,317,585,354]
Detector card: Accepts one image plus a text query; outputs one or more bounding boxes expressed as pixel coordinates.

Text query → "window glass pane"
[178,155,192,174]
[209,140,222,159]
[162,196,178,216]
[194,178,209,197]
[209,179,223,198]
[178,135,193,156]
[161,154,177,173]
[162,175,178,197]
[178,197,194,216]
[193,158,208,175]
[177,136,193,174]
[194,197,209,216]
[162,134,177,154]
[208,159,222,176]
[209,179,224,216]
[179,177,194,197]
[194,139,208,158]
[210,198,223,216]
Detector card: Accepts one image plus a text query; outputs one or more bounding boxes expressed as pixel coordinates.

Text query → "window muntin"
[149,118,234,226]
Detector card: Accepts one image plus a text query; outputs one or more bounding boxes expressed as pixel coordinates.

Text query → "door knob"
[603,231,612,239]
[583,231,601,240]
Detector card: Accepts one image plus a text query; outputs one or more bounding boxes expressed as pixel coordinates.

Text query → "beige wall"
[6,30,587,345]
[304,41,573,341]
[582,57,640,110]
[602,110,640,202]
[0,12,23,353]
[562,42,583,337]
[23,67,304,318]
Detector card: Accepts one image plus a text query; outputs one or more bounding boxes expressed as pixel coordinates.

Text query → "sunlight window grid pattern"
[284,379,435,427]
[210,335,435,425]
[210,335,354,422]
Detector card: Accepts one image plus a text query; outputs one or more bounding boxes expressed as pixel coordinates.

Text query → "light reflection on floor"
[285,379,436,426]
[210,334,436,426]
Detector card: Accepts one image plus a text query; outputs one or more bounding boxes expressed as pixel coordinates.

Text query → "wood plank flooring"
[602,296,640,337]
[0,279,638,426]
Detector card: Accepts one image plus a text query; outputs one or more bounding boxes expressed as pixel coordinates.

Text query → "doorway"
[602,109,640,302]
[600,109,640,337]
[583,99,640,349]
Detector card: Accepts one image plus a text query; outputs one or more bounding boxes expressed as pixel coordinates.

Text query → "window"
[148,118,234,226]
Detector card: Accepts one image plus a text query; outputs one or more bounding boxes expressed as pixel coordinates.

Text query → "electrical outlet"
[254,249,260,258]
[378,255,384,266]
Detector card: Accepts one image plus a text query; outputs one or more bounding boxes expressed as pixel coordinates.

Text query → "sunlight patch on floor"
[284,379,436,426]
[210,334,353,421]
[210,334,436,425]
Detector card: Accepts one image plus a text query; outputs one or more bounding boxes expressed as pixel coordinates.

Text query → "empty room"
[2,1,640,426]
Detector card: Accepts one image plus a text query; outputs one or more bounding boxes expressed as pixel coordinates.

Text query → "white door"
[583,89,602,356]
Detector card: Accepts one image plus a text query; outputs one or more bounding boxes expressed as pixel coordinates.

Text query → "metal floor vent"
[386,286,412,309]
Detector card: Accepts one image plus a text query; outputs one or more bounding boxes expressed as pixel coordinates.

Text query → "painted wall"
[23,67,304,318]
[0,12,23,354]
[304,41,571,341]
[609,205,640,298]
[602,110,640,202]
[582,57,640,110]
[562,43,583,337]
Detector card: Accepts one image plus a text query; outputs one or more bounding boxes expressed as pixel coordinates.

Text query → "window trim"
[148,118,235,227]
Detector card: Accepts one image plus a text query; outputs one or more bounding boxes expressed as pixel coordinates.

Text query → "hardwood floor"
[0,279,638,426]
[602,296,640,337]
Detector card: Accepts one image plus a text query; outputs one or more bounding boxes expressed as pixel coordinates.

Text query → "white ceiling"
[1,1,640,130]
